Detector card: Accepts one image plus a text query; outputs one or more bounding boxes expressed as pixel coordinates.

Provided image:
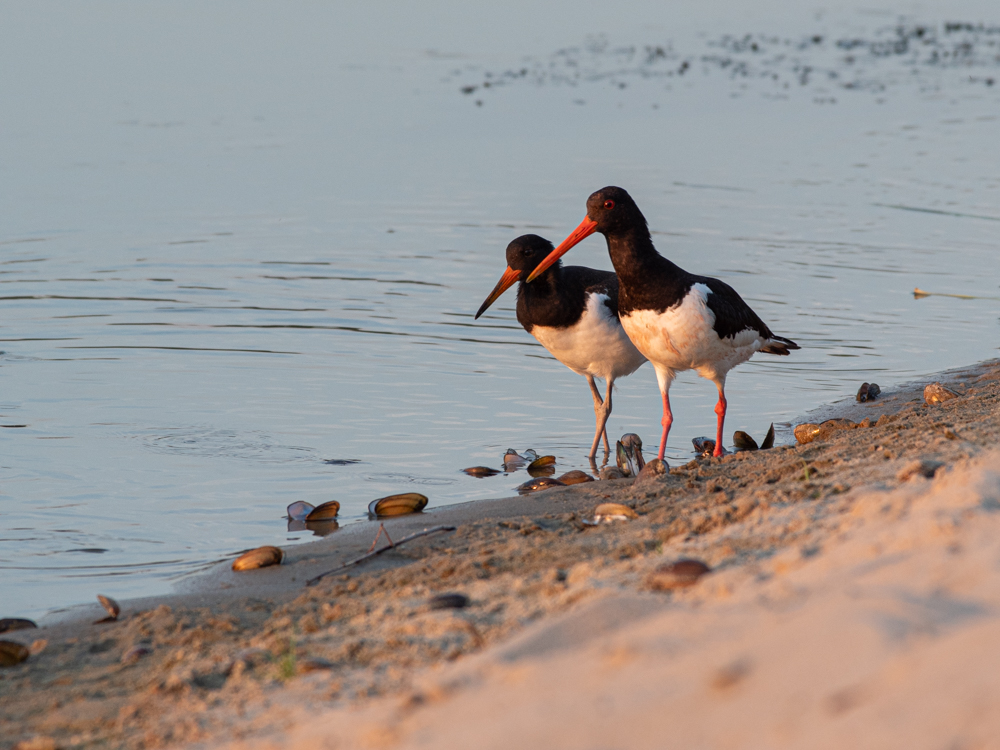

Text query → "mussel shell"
[616,440,634,475]
[593,502,638,520]
[97,594,120,620]
[428,593,470,610]
[856,382,870,402]
[286,501,315,521]
[527,455,556,471]
[522,449,538,461]
[368,492,428,517]
[556,470,594,485]
[732,431,758,452]
[760,423,775,450]
[647,559,711,591]
[793,423,820,445]
[0,618,37,634]
[515,477,566,494]
[232,545,284,572]
[866,383,881,400]
[463,466,500,477]
[304,500,340,521]
[0,640,30,667]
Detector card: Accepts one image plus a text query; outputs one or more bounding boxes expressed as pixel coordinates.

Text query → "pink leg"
[713,389,727,458]
[658,389,673,461]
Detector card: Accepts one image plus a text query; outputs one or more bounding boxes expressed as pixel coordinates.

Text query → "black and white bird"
[527,187,799,460]
[475,234,647,459]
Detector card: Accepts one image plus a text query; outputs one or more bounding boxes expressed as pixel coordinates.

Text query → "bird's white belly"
[620,283,761,381]
[531,294,647,381]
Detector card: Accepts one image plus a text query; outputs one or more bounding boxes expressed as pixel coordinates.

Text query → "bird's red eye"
[603,199,615,209]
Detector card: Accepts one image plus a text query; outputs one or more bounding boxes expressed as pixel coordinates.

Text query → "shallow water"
[2,0,999,618]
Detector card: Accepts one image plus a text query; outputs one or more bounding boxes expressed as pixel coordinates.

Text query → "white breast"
[620,283,763,382]
[530,293,647,381]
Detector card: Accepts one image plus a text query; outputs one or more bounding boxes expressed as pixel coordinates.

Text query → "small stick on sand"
[306,525,457,587]
[367,523,394,552]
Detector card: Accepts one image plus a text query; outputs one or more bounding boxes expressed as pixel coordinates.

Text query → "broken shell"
[599,466,627,480]
[556,470,594,485]
[0,618,37,634]
[593,502,638,521]
[368,492,428,517]
[732,431,758,451]
[793,423,820,444]
[304,500,340,521]
[96,594,120,623]
[647,559,711,591]
[924,382,959,405]
[286,501,315,521]
[522,449,538,461]
[429,593,470,610]
[463,466,499,477]
[232,546,284,572]
[515,477,566,494]
[635,459,669,483]
[0,640,30,667]
[760,423,775,450]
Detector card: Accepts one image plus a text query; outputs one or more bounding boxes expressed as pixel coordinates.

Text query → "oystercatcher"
[527,187,799,460]
[475,234,647,459]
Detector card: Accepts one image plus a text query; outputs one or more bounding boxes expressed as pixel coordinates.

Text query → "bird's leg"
[658,389,673,462]
[586,375,606,459]
[713,386,728,458]
[594,377,614,456]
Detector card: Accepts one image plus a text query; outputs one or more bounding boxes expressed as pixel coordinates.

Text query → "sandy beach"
[2,357,999,749]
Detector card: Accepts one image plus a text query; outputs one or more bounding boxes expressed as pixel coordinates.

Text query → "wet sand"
[2,358,1000,749]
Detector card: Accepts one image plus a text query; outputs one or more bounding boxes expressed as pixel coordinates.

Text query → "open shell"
[368,492,428,517]
[732,431,758,451]
[304,500,340,521]
[286,501,315,521]
[96,594,120,623]
[527,455,555,470]
[232,545,284,572]
[760,423,775,450]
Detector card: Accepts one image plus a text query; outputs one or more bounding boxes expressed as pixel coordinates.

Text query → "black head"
[505,234,558,276]
[585,186,648,236]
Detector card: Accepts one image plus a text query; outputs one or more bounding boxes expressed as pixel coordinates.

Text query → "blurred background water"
[1,0,998,618]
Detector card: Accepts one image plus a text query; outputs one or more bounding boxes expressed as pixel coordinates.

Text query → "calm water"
[2,0,999,618]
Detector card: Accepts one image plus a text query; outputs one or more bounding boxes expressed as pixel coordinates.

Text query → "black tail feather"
[760,335,799,356]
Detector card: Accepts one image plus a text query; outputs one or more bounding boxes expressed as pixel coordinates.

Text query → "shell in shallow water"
[304,501,340,521]
[232,545,284,572]
[368,492,428,517]
[732,431,758,451]
[0,619,37,634]
[286,501,315,521]
[463,466,499,477]
[760,423,775,450]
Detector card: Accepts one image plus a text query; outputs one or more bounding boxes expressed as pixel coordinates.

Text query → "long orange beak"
[474,266,522,319]
[525,216,598,283]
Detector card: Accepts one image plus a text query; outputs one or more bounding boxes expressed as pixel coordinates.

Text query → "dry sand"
[2,359,999,750]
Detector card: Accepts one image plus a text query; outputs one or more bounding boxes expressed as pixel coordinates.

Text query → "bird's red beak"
[474,266,522,319]
[525,216,598,282]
